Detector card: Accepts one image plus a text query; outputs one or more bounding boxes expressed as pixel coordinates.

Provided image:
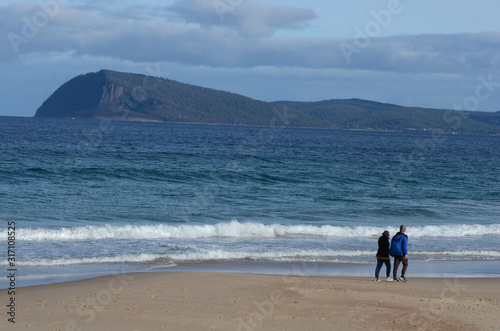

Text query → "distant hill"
[34,70,330,128]
[35,69,500,135]
[274,100,500,134]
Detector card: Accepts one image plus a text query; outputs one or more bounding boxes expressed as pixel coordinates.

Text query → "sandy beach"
[1,272,499,331]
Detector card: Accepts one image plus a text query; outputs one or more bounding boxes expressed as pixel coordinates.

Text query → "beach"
[2,272,499,331]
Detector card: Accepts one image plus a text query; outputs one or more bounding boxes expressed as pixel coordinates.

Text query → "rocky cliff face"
[34,69,500,134]
[34,69,329,126]
[100,83,125,106]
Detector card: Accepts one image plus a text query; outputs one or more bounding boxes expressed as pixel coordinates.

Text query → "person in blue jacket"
[388,225,408,282]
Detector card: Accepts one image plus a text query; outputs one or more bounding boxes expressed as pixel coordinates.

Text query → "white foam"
[6,253,173,266]
[168,249,375,261]
[414,250,500,257]
[0,249,371,266]
[1,248,499,267]
[168,249,500,261]
[14,220,500,241]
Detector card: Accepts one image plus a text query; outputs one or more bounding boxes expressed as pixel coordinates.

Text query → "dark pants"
[375,258,391,278]
[393,255,408,279]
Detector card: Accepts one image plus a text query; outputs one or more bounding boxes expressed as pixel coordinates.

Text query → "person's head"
[400,225,406,233]
[383,230,390,237]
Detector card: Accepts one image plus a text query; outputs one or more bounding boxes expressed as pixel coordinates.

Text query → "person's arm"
[402,236,408,258]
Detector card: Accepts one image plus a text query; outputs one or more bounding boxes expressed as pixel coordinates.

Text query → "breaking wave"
[16,220,500,241]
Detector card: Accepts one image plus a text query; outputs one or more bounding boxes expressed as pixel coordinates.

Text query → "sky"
[1,0,500,117]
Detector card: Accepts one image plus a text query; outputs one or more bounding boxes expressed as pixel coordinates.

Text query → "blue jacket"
[388,232,408,256]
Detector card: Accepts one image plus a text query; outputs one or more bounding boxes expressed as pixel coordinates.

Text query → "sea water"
[1,117,499,287]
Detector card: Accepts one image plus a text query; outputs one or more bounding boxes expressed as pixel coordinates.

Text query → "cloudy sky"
[1,0,500,117]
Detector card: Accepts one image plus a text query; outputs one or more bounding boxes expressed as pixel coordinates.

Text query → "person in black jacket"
[375,230,392,281]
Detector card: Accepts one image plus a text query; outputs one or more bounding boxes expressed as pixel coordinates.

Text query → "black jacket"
[376,235,390,258]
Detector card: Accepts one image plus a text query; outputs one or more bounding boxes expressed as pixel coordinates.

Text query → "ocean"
[1,116,499,287]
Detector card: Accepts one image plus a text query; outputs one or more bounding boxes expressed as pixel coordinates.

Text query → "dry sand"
[1,272,499,331]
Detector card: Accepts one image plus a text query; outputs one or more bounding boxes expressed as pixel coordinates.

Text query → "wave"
[15,220,500,241]
[0,253,176,267]
[168,249,500,261]
[417,250,500,257]
[4,249,371,266]
[167,249,375,261]
[2,249,499,267]
[16,220,500,242]
[0,249,371,266]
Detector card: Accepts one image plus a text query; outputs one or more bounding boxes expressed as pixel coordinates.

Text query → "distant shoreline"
[3,115,500,136]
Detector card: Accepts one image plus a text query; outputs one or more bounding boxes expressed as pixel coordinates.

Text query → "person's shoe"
[375,278,380,282]
[399,276,407,282]
[393,278,399,282]
[386,277,393,282]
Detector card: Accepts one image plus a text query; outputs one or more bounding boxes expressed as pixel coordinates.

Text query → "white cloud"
[1,0,500,116]
[168,0,317,38]
[2,1,498,76]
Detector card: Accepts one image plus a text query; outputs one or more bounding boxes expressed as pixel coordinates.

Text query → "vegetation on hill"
[274,99,500,134]
[34,70,500,135]
[35,70,331,128]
